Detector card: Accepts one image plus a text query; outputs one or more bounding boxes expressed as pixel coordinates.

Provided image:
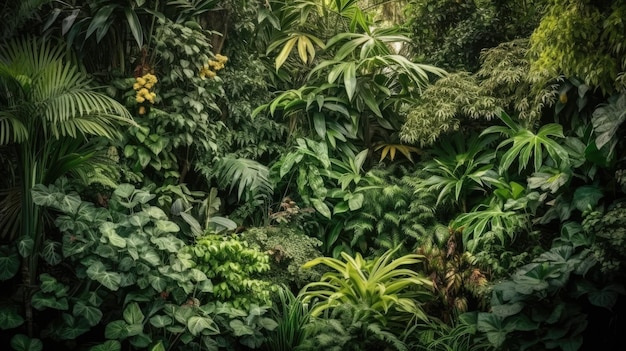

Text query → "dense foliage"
[1,0,625,350]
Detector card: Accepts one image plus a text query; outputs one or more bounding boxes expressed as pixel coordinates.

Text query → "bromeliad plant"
[299,247,433,328]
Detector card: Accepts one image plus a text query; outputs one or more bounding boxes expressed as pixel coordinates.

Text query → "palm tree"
[0,37,134,336]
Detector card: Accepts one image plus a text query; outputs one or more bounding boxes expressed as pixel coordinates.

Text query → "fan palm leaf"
[0,36,133,299]
[213,156,274,202]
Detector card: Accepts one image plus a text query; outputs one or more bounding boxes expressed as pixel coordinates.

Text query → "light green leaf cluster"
[300,247,432,324]
[529,0,626,95]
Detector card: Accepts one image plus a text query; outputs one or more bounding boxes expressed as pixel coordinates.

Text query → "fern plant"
[343,166,438,254]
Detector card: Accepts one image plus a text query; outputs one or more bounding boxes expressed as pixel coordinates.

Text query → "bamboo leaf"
[344,61,357,101]
[275,36,298,71]
[124,7,144,48]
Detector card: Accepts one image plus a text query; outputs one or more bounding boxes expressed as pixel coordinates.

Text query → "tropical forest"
[1,0,625,350]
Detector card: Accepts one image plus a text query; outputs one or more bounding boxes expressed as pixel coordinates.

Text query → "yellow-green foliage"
[529,0,626,94]
[400,72,499,145]
[185,234,272,309]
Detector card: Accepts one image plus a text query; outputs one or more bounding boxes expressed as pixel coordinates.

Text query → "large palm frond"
[0,37,133,246]
[0,37,134,145]
[213,156,274,202]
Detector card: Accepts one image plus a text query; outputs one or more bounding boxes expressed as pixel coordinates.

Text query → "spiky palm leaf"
[0,36,133,272]
[213,156,274,202]
[0,39,133,145]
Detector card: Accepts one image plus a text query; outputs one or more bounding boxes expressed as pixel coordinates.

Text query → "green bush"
[241,226,324,289]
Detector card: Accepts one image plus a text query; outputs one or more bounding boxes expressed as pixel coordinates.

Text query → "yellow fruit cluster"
[134,73,158,105]
[199,54,228,79]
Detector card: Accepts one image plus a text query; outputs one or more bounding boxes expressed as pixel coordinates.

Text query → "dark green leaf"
[89,340,121,351]
[73,301,103,327]
[17,237,34,257]
[0,306,24,330]
[31,291,68,310]
[572,185,603,212]
[124,7,143,48]
[588,284,625,309]
[491,302,524,318]
[86,5,116,40]
[0,245,20,280]
[10,334,43,351]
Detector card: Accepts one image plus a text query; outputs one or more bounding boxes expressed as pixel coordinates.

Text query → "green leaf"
[123,303,144,325]
[89,340,121,351]
[198,278,214,293]
[258,317,278,331]
[141,248,162,266]
[115,184,135,199]
[572,185,603,212]
[310,198,331,219]
[0,306,24,330]
[588,284,625,309]
[187,316,218,336]
[18,237,34,257]
[124,7,144,48]
[208,216,237,231]
[100,223,126,248]
[348,193,364,211]
[133,189,156,204]
[10,334,43,351]
[86,261,122,291]
[313,112,326,138]
[527,168,570,194]
[230,319,254,336]
[31,291,68,310]
[39,273,68,297]
[155,220,180,233]
[275,36,297,70]
[129,332,152,348]
[0,245,20,280]
[73,301,103,327]
[41,240,63,265]
[592,94,626,150]
[491,302,524,318]
[476,313,507,347]
[149,315,173,328]
[344,62,357,101]
[105,320,129,339]
[86,5,115,40]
